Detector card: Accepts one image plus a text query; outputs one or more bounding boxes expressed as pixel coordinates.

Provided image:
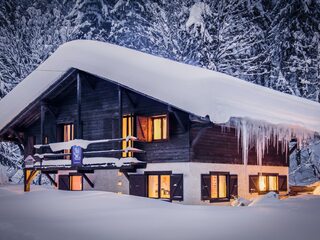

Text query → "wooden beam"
[45,104,58,118]
[44,173,57,187]
[24,169,40,192]
[168,106,186,132]
[118,85,122,156]
[76,72,83,139]
[123,90,137,108]
[80,173,94,188]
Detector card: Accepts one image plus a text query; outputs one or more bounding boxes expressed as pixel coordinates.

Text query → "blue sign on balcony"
[71,145,83,166]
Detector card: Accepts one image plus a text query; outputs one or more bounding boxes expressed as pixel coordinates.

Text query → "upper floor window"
[122,115,134,157]
[63,123,74,142]
[151,115,168,141]
[136,114,169,142]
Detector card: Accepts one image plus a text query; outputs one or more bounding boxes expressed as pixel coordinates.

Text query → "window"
[201,172,234,202]
[70,175,83,191]
[210,173,228,200]
[63,124,74,142]
[147,174,171,199]
[151,115,168,141]
[122,115,134,157]
[61,123,74,159]
[249,174,279,193]
[136,114,168,142]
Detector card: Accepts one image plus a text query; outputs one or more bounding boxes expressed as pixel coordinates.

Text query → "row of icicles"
[221,117,316,166]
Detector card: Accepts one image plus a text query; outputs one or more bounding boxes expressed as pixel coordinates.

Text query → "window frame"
[145,171,172,200]
[249,173,280,194]
[201,172,230,202]
[69,173,83,191]
[151,114,169,142]
[259,173,279,194]
[122,114,134,157]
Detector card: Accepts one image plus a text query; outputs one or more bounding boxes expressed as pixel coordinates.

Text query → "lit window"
[70,175,82,191]
[258,174,278,192]
[148,175,159,198]
[268,176,278,191]
[62,123,74,159]
[148,174,171,199]
[259,175,267,192]
[122,115,134,157]
[136,115,169,142]
[160,175,170,199]
[210,173,228,200]
[152,115,168,141]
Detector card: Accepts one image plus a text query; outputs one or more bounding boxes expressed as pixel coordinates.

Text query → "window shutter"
[278,175,288,191]
[129,174,146,197]
[201,174,211,200]
[249,175,259,193]
[136,116,149,142]
[170,174,183,201]
[229,175,238,198]
[58,175,70,190]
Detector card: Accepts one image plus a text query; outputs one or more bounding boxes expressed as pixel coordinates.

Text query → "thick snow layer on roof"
[1,40,320,133]
[0,185,319,240]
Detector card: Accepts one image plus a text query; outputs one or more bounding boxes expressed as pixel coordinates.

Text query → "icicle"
[230,117,315,167]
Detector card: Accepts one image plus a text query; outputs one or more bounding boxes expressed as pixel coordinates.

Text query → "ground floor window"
[70,175,83,191]
[148,174,171,199]
[129,172,183,201]
[201,172,237,202]
[249,174,287,193]
[58,174,83,191]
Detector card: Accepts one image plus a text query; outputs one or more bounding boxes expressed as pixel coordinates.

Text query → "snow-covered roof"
[0,40,320,133]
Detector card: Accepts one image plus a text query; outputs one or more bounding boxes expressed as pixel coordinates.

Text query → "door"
[129,175,146,197]
[58,175,70,190]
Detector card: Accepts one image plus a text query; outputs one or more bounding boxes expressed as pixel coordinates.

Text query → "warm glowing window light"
[160,175,170,199]
[259,175,267,192]
[148,175,159,198]
[152,115,168,141]
[268,176,278,191]
[211,174,227,199]
[122,115,134,157]
[258,175,278,192]
[70,176,82,191]
[63,124,74,159]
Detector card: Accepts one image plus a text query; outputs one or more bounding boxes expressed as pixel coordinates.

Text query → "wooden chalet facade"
[0,68,289,204]
[2,40,317,204]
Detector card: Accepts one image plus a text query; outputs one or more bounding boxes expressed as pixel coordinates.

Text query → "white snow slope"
[0,185,319,240]
[0,40,320,133]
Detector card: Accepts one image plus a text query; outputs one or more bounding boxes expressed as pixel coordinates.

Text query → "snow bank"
[0,40,320,136]
[249,192,280,206]
[0,185,319,240]
[231,197,252,207]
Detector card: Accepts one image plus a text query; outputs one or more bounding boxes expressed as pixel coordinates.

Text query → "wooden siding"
[21,72,190,163]
[190,124,288,166]
[11,70,287,167]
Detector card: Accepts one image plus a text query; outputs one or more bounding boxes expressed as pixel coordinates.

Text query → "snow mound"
[249,192,280,206]
[231,197,252,207]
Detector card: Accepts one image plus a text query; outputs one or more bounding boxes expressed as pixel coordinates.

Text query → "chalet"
[0,40,319,205]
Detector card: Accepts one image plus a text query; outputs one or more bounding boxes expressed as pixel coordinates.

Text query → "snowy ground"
[0,185,319,240]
